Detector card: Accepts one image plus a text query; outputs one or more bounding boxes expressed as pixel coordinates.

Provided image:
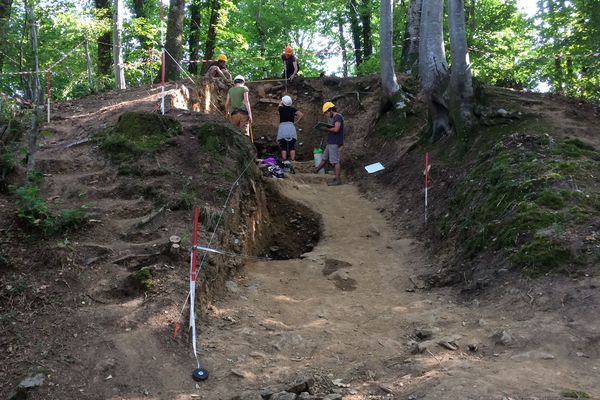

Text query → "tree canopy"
[0,0,598,101]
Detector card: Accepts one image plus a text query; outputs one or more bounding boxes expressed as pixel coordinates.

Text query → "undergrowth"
[443,133,600,275]
[15,172,88,236]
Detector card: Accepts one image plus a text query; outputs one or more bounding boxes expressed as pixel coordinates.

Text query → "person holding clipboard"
[314,101,345,186]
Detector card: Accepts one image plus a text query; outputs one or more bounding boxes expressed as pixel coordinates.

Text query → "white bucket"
[314,151,325,174]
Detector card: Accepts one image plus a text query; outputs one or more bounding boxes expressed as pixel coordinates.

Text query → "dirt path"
[179,174,600,399]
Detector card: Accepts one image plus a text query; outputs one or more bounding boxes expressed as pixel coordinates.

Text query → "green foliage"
[126,267,154,292]
[561,390,591,399]
[99,112,182,160]
[445,133,600,274]
[15,175,86,236]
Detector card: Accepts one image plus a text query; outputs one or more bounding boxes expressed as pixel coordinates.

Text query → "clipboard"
[314,122,334,131]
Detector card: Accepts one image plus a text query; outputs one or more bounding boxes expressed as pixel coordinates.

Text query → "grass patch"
[15,174,87,236]
[445,133,600,274]
[99,112,181,161]
[376,110,423,142]
[561,390,590,399]
[125,267,154,292]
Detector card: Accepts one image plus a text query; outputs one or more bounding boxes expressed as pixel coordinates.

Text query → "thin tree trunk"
[132,0,152,51]
[348,0,362,67]
[380,0,399,97]
[400,0,421,73]
[25,0,39,175]
[360,0,372,60]
[448,0,474,134]
[419,0,450,141]
[554,57,563,94]
[203,0,221,73]
[338,13,348,77]
[113,0,126,89]
[95,0,112,75]
[84,40,95,92]
[255,0,267,78]
[189,0,201,75]
[164,0,185,81]
[0,0,14,73]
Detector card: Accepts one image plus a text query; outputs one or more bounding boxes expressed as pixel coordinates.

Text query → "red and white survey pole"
[424,152,429,223]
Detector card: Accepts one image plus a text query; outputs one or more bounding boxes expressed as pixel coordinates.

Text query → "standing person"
[205,53,232,81]
[277,95,303,161]
[314,101,344,186]
[225,75,253,136]
[281,47,299,81]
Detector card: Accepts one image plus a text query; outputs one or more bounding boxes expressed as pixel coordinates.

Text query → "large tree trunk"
[203,0,221,73]
[419,0,450,141]
[360,0,372,60]
[347,0,362,67]
[164,0,185,81]
[380,0,399,97]
[0,0,13,73]
[113,0,125,89]
[95,0,112,75]
[448,0,474,134]
[400,0,421,74]
[188,0,202,75]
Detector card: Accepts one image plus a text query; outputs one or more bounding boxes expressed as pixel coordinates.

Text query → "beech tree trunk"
[164,0,185,81]
[380,0,399,97]
[188,0,202,74]
[113,0,125,89]
[95,0,112,75]
[348,0,362,67]
[203,0,221,73]
[419,0,450,141]
[400,0,421,73]
[0,0,13,73]
[448,0,474,134]
[25,0,39,175]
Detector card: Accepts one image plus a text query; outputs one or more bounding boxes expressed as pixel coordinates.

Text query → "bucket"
[313,148,325,174]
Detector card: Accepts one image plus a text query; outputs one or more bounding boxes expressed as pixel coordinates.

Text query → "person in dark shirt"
[281,47,299,81]
[314,101,344,186]
[205,54,232,81]
[276,95,303,161]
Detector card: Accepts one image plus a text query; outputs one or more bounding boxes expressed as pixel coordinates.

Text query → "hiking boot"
[327,179,341,186]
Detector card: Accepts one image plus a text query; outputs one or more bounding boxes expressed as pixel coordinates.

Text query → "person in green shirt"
[225,75,253,136]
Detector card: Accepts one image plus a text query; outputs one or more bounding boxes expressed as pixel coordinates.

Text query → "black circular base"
[192,367,209,381]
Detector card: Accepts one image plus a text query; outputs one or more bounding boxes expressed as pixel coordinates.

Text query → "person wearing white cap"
[225,75,253,136]
[277,95,303,161]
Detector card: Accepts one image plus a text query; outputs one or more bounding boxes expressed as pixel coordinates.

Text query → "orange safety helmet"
[284,47,293,55]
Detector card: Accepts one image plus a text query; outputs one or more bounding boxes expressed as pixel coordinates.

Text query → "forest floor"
[1,78,599,400]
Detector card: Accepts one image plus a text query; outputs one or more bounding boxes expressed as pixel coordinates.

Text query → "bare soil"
[1,78,599,400]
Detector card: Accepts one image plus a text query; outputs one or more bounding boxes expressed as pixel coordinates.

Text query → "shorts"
[278,138,296,152]
[323,144,341,164]
[230,112,249,136]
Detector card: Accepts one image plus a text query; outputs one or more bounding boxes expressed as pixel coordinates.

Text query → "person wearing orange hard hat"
[205,53,232,81]
[281,46,299,81]
[314,101,345,186]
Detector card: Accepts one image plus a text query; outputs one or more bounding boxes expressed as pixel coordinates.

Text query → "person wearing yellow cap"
[205,53,232,81]
[281,47,299,81]
[315,101,345,186]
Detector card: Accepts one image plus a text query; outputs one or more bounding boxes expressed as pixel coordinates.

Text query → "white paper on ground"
[365,162,385,173]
